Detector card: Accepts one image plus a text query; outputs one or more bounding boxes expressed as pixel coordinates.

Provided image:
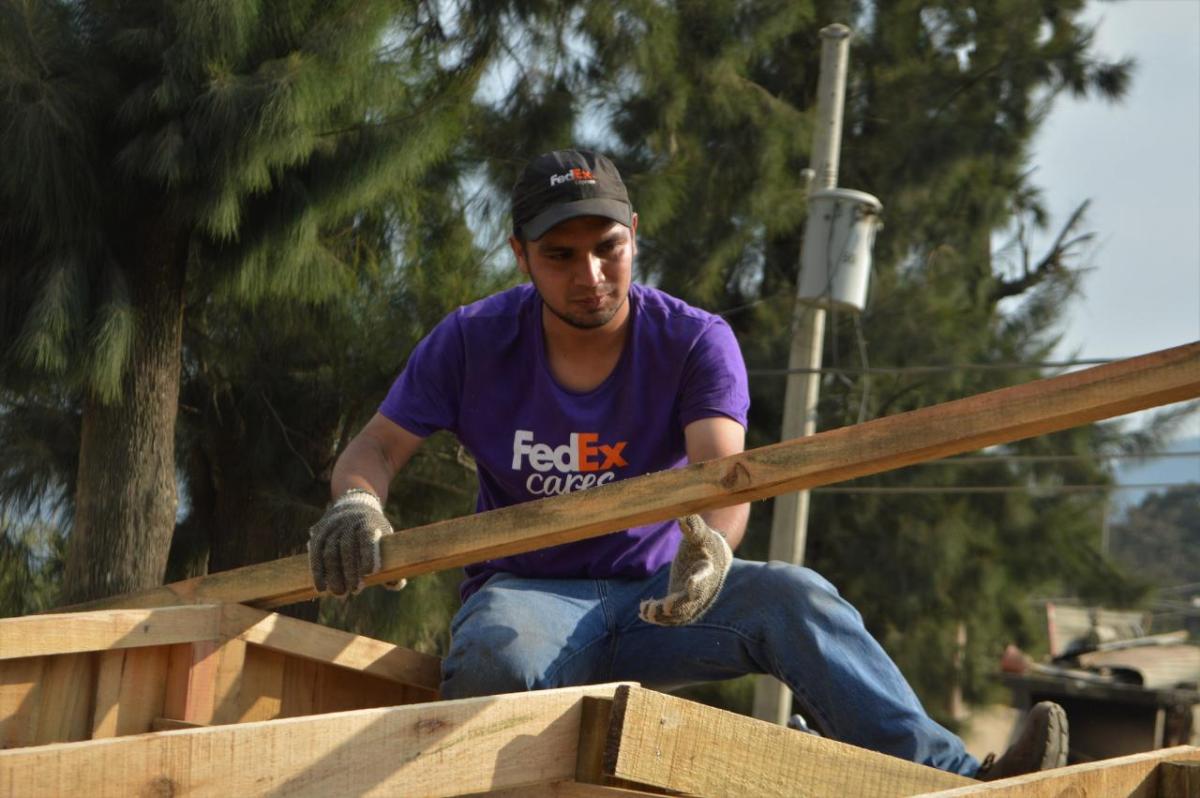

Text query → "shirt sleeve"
[378,310,465,437]
[678,317,750,429]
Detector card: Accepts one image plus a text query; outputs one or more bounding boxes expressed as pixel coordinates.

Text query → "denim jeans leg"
[440,573,612,699]
[605,559,979,776]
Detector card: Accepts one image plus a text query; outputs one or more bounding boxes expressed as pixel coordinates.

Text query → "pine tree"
[0,0,496,603]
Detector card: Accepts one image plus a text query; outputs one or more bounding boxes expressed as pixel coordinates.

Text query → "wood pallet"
[2,343,1198,794]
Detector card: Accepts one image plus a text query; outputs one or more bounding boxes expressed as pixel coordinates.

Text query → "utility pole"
[752,23,853,726]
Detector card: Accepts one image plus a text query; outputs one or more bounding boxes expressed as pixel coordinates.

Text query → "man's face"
[510,214,638,331]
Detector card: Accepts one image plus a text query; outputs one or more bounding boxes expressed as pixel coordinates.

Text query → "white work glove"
[638,514,732,626]
[307,489,405,596]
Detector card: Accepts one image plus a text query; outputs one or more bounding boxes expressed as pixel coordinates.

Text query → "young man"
[307,149,1066,780]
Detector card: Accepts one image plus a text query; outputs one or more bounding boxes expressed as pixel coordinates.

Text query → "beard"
[542,291,628,330]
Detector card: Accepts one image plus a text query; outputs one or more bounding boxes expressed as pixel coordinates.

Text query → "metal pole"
[752,22,852,726]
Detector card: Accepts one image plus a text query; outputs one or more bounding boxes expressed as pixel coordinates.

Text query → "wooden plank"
[575,697,613,784]
[0,682,629,797]
[459,782,671,797]
[162,640,221,724]
[151,717,205,732]
[30,653,95,745]
[603,685,973,797]
[90,646,171,739]
[1159,760,1200,798]
[61,342,1199,612]
[912,746,1200,797]
[219,603,441,692]
[1,606,219,659]
[230,644,285,723]
[0,657,46,749]
[210,636,247,725]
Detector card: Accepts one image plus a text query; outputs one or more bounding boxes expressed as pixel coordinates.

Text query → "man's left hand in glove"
[639,514,732,626]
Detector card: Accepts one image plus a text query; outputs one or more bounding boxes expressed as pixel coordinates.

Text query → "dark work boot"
[976,702,1068,781]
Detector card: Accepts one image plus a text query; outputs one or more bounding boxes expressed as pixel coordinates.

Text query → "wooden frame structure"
[2,343,1197,794]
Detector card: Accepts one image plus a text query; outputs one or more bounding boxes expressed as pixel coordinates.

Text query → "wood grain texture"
[29,653,96,746]
[60,341,1200,611]
[1,605,219,658]
[0,683,628,797]
[162,640,221,724]
[603,685,973,797]
[458,782,672,797]
[0,657,46,749]
[90,646,170,738]
[911,746,1200,797]
[219,603,441,692]
[1159,760,1200,798]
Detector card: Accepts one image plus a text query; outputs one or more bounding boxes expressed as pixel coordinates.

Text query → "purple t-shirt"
[379,283,750,600]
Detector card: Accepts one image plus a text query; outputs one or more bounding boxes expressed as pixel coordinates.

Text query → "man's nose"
[576,254,603,286]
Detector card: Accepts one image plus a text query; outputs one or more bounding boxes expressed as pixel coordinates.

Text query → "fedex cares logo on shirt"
[549,167,596,187]
[511,429,627,496]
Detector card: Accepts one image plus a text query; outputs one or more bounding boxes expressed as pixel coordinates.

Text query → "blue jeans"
[440,558,979,776]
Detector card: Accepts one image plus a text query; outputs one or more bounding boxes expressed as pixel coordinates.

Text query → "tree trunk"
[62,236,185,605]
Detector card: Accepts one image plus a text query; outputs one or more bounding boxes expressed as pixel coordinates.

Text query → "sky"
[1031,0,1200,442]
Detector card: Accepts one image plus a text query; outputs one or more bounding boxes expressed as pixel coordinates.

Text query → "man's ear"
[509,235,530,275]
[629,213,639,257]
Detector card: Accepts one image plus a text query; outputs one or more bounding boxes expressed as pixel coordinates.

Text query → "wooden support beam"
[602,685,973,797]
[219,603,441,691]
[0,683,630,797]
[0,606,219,658]
[1160,760,1200,798]
[63,341,1199,612]
[460,783,671,797]
[910,746,1200,797]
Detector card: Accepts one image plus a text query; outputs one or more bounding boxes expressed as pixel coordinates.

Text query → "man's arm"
[684,415,750,549]
[309,414,424,596]
[331,413,425,501]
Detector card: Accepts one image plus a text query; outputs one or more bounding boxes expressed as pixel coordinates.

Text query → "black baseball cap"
[511,149,633,241]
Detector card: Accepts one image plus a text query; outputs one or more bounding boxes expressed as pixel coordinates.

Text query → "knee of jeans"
[440,634,545,699]
[763,562,852,618]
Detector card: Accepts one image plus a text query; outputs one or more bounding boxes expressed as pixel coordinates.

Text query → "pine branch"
[990,199,1093,302]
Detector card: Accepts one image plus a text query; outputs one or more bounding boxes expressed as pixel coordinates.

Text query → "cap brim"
[519,198,633,241]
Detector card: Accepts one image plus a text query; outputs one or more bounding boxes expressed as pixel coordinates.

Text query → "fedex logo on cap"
[549,167,596,187]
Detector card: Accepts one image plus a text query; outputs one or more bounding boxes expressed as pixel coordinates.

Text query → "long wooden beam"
[70,341,1199,611]
[0,606,219,659]
[911,746,1200,797]
[0,683,629,798]
[600,685,973,797]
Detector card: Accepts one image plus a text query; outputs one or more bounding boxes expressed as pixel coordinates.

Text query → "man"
[307,149,1066,780]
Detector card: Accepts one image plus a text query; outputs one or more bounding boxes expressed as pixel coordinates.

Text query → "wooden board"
[0,606,219,659]
[0,657,47,749]
[61,341,1199,612]
[219,603,440,692]
[601,685,973,797]
[91,646,171,738]
[460,783,672,797]
[911,746,1200,797]
[0,683,629,797]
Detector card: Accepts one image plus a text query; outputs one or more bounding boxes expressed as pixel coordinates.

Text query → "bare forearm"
[331,435,398,502]
[702,502,749,550]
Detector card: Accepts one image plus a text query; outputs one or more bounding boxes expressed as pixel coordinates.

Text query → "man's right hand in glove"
[308,488,398,596]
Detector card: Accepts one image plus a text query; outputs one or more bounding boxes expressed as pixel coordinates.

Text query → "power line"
[813,482,1194,495]
[749,358,1115,377]
[917,452,1200,465]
